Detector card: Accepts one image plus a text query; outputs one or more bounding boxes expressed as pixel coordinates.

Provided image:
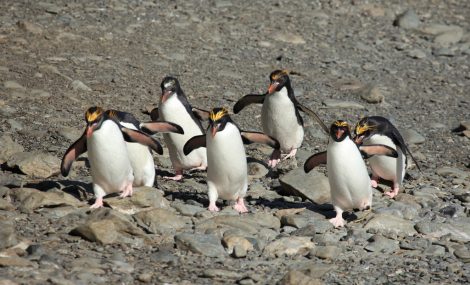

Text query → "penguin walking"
[353,116,420,198]
[149,76,207,180]
[183,107,279,213]
[105,109,183,187]
[233,70,328,168]
[61,107,164,208]
[304,120,398,227]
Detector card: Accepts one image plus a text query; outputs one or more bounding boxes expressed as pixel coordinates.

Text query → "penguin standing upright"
[233,70,328,167]
[353,116,420,198]
[61,107,164,208]
[105,109,183,187]
[304,120,398,227]
[150,76,207,180]
[184,108,279,213]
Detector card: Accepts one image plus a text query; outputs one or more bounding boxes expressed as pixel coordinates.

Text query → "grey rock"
[433,47,456,57]
[202,269,242,279]
[196,213,280,236]
[58,127,83,141]
[247,161,269,179]
[291,225,316,237]
[401,129,425,144]
[423,245,446,256]
[434,27,463,47]
[16,20,43,34]
[0,199,15,211]
[9,187,82,213]
[273,33,306,44]
[3,81,25,90]
[453,244,470,262]
[0,135,24,163]
[394,9,420,29]
[322,99,365,109]
[407,49,427,59]
[70,208,147,245]
[436,167,468,179]
[415,221,470,242]
[364,214,417,236]
[0,257,34,267]
[7,151,60,178]
[150,249,179,265]
[365,235,399,253]
[70,80,92,91]
[172,202,205,216]
[280,215,309,229]
[311,245,340,259]
[280,168,330,204]
[278,270,322,285]
[107,186,170,215]
[0,220,17,250]
[222,234,254,256]
[174,233,226,257]
[360,85,385,103]
[263,236,314,257]
[134,208,187,234]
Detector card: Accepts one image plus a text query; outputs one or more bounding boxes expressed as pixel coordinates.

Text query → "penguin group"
[61,70,420,227]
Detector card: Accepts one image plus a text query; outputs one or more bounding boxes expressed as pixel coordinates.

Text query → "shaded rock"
[280,168,330,204]
[263,237,314,257]
[7,151,60,178]
[423,245,446,256]
[401,129,425,144]
[365,235,399,253]
[222,235,254,257]
[364,214,417,236]
[196,213,280,235]
[202,269,242,279]
[0,257,34,267]
[134,208,187,234]
[172,202,205,217]
[281,215,309,229]
[150,249,179,265]
[107,186,170,214]
[70,80,92,91]
[0,136,24,163]
[394,9,420,29]
[291,225,316,237]
[0,221,17,250]
[415,221,470,242]
[174,233,226,257]
[436,167,468,179]
[360,85,385,103]
[433,47,456,57]
[278,271,322,285]
[322,99,365,109]
[17,20,43,34]
[275,208,306,218]
[407,49,426,59]
[9,187,82,213]
[247,161,269,179]
[453,245,470,262]
[70,208,147,245]
[311,245,340,260]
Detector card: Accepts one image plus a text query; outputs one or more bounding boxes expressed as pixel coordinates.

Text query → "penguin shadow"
[22,179,94,203]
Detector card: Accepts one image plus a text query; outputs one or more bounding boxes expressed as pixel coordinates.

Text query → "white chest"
[365,134,406,182]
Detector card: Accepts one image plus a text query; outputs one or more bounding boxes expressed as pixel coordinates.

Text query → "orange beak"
[336,129,344,140]
[267,82,279,95]
[86,126,93,138]
[211,125,218,138]
[162,90,172,103]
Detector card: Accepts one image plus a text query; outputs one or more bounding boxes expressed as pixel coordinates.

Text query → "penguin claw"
[90,198,104,209]
[370,180,378,188]
[282,148,297,160]
[208,203,220,212]
[385,187,399,198]
[329,216,345,228]
[268,159,280,168]
[233,198,248,213]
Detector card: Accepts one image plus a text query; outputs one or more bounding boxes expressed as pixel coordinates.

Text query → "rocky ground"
[0,0,469,284]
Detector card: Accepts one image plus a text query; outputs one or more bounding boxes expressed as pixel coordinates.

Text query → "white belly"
[327,138,372,211]
[261,88,303,152]
[87,120,133,194]
[365,134,406,185]
[207,124,248,200]
[126,143,155,187]
[159,95,207,170]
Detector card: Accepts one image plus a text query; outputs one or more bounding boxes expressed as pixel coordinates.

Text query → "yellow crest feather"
[334,120,349,128]
[271,69,289,81]
[85,107,104,123]
[209,108,228,122]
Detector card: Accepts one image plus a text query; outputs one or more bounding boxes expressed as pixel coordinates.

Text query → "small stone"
[107,186,170,214]
[401,129,425,144]
[16,21,43,34]
[279,270,322,285]
[247,161,269,179]
[436,167,469,179]
[423,245,446,256]
[0,221,17,250]
[434,27,463,47]
[407,49,427,59]
[0,257,34,267]
[7,151,60,178]
[280,168,330,204]
[364,235,399,253]
[433,47,456,56]
[275,208,306,218]
[134,208,186,234]
[360,85,385,103]
[453,245,470,262]
[291,225,316,237]
[172,203,204,217]
[9,187,82,213]
[322,99,365,109]
[174,233,226,257]
[273,33,306,44]
[0,136,24,164]
[393,9,420,29]
[137,272,153,283]
[263,236,314,257]
[280,215,308,229]
[202,269,242,279]
[222,235,254,256]
[3,81,25,90]
[233,244,247,258]
[312,245,340,259]
[70,80,92,91]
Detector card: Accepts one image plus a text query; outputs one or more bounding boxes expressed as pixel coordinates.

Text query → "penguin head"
[330,120,351,142]
[160,76,180,103]
[353,116,381,144]
[85,106,105,138]
[209,107,230,138]
[267,69,291,94]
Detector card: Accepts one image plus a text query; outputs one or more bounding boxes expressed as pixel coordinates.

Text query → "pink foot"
[329,207,345,228]
[370,175,379,188]
[90,197,104,208]
[282,148,297,160]
[164,170,183,181]
[120,183,133,198]
[208,201,220,212]
[385,183,400,198]
[190,165,207,171]
[268,149,281,168]
[233,197,248,213]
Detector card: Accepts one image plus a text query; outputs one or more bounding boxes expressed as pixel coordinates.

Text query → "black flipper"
[106,109,140,129]
[141,121,184,135]
[192,107,210,121]
[359,144,398,159]
[120,127,163,155]
[296,103,329,135]
[61,130,87,177]
[304,151,327,173]
[233,94,266,114]
[149,107,159,121]
[183,135,206,155]
[240,131,280,149]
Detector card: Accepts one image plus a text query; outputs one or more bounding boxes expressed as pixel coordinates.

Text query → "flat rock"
[280,168,330,204]
[401,129,425,144]
[0,135,24,163]
[360,85,385,103]
[415,221,470,242]
[0,257,34,267]
[279,271,322,285]
[322,99,365,109]
[364,214,417,236]
[196,213,280,235]
[70,208,147,245]
[280,215,309,229]
[70,80,92,91]
[0,220,17,250]
[273,33,306,44]
[3,81,26,90]
[394,9,420,29]
[222,235,254,257]
[134,208,187,234]
[172,203,205,217]
[453,245,470,262]
[407,49,426,59]
[107,186,170,214]
[436,167,468,179]
[9,187,82,213]
[434,27,463,47]
[16,20,43,34]
[174,233,226,257]
[263,236,314,257]
[202,269,242,279]
[7,151,60,178]
[312,245,340,260]
[247,161,269,179]
[364,235,399,253]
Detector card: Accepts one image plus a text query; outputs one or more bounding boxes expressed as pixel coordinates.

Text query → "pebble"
[407,49,427,59]
[280,215,309,229]
[401,129,425,144]
[247,161,269,179]
[3,81,25,90]
[174,233,226,257]
[364,235,399,253]
[434,27,463,47]
[0,135,24,164]
[202,269,242,279]
[360,85,385,103]
[273,33,306,44]
[433,47,456,57]
[453,245,470,262]
[279,270,322,285]
[280,168,330,204]
[0,257,34,267]
[222,235,254,256]
[322,99,365,109]
[149,249,179,265]
[423,245,446,256]
[311,245,340,260]
[7,151,60,178]
[70,80,92,91]
[394,9,420,29]
[263,236,314,257]
[134,208,187,234]
[16,21,43,34]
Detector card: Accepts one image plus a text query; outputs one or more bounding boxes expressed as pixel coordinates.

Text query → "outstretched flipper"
[240,131,280,149]
[233,94,266,114]
[183,135,206,155]
[296,103,329,135]
[192,107,211,121]
[304,151,327,173]
[359,144,398,159]
[141,121,184,135]
[120,127,163,155]
[61,130,87,176]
